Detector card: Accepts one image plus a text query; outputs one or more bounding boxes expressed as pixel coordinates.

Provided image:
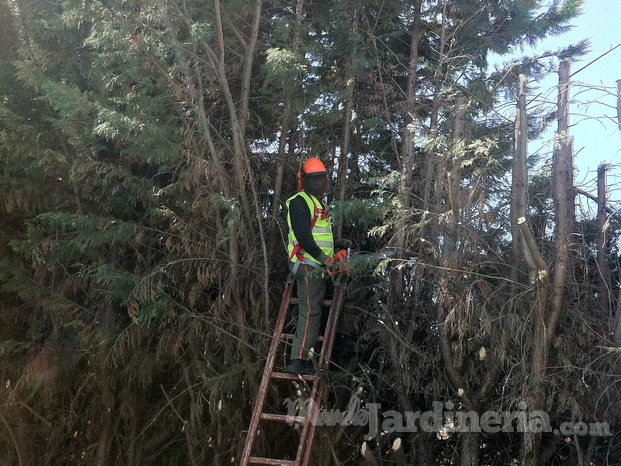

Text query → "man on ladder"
[239,159,354,465]
[285,157,353,375]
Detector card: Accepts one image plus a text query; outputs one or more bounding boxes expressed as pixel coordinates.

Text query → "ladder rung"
[271,371,316,381]
[248,457,297,465]
[289,298,332,306]
[241,278,348,466]
[281,333,324,342]
[261,413,306,423]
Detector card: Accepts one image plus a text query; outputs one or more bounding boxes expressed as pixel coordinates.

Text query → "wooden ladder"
[240,275,347,466]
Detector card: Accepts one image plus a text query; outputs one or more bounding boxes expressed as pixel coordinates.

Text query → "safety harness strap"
[288,205,321,263]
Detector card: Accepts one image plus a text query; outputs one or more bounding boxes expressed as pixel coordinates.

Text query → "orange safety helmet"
[302,157,327,175]
[296,157,328,194]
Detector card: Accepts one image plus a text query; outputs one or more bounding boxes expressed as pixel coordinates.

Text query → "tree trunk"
[614,280,621,346]
[511,75,536,285]
[547,59,572,347]
[422,0,449,219]
[460,431,481,466]
[557,59,575,233]
[511,74,548,466]
[392,0,421,303]
[514,74,544,465]
[95,408,115,466]
[596,165,611,313]
[334,19,357,238]
[271,0,304,224]
[521,58,575,466]
[446,96,466,248]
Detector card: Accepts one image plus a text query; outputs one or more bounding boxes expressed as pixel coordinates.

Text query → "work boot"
[286,359,314,375]
[333,333,357,355]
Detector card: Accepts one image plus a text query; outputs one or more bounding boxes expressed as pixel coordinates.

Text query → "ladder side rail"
[299,277,348,466]
[293,375,323,464]
[319,278,348,369]
[248,458,297,465]
[244,276,349,466]
[240,277,296,466]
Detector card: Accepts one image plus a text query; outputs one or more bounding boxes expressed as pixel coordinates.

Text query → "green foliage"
[1,0,619,464]
[264,48,309,85]
[190,22,213,44]
[331,197,386,226]
[0,340,30,358]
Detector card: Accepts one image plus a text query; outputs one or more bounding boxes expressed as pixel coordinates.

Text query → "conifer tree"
[2,0,620,464]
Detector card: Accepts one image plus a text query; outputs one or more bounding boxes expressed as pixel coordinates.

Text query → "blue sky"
[530,0,621,209]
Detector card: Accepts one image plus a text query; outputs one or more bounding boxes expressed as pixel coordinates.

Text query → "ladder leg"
[240,278,295,466]
[295,380,326,466]
[298,279,347,466]
[319,279,348,369]
[241,276,348,466]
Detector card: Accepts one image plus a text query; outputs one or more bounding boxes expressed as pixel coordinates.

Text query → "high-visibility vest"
[286,191,334,266]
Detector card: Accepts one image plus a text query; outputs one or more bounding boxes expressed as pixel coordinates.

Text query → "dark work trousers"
[289,262,357,360]
[289,261,327,361]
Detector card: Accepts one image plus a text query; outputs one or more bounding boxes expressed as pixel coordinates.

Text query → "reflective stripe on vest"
[286,191,334,266]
